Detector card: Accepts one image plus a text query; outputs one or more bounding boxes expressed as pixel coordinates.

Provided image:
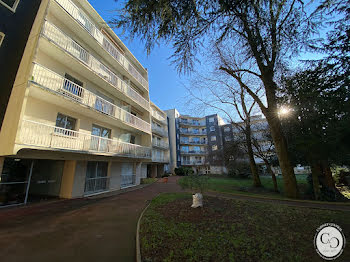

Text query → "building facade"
[166,109,226,174]
[0,0,168,207]
[146,102,170,178]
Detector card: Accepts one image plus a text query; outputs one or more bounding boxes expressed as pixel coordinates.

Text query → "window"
[130,135,136,144]
[0,0,20,12]
[210,126,215,131]
[181,146,189,152]
[224,126,231,132]
[211,136,216,141]
[212,145,218,151]
[91,125,111,151]
[209,117,215,123]
[225,136,232,141]
[193,146,200,152]
[55,113,77,136]
[0,32,4,47]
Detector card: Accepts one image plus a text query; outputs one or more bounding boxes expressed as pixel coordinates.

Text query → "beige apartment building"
[0,0,169,207]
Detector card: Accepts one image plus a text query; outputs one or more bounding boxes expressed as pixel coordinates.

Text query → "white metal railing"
[18,120,152,158]
[151,124,168,137]
[152,155,170,163]
[180,140,207,145]
[179,119,206,126]
[41,21,149,110]
[152,140,169,149]
[31,63,151,134]
[181,150,207,155]
[121,175,136,188]
[54,0,149,90]
[84,176,109,194]
[180,129,207,135]
[151,109,167,123]
[182,161,206,165]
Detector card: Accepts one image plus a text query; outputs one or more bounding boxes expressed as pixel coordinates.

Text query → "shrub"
[333,167,350,186]
[306,174,347,201]
[174,167,194,176]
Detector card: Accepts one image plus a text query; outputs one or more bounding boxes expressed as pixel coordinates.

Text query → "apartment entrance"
[84,161,109,194]
[0,158,64,207]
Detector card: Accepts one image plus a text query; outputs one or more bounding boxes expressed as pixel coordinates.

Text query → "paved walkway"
[0,177,183,262]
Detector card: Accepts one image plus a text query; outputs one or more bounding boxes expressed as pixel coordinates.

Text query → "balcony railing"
[151,109,167,123]
[182,161,206,166]
[181,151,207,155]
[84,176,109,194]
[41,21,149,110]
[151,125,168,137]
[31,63,151,134]
[179,130,207,135]
[121,175,136,188]
[55,0,149,90]
[179,140,207,145]
[152,140,169,149]
[179,119,206,126]
[152,155,170,163]
[18,120,152,158]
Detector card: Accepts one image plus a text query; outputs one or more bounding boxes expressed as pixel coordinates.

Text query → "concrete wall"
[71,160,87,198]
[141,164,147,179]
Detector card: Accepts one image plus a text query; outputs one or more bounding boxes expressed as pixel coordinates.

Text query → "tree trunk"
[260,75,298,198]
[265,111,298,198]
[246,126,262,187]
[310,162,321,200]
[321,161,335,188]
[264,159,278,192]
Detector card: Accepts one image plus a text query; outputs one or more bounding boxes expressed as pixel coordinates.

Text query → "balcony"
[30,63,151,134]
[179,119,206,126]
[151,110,167,124]
[41,21,149,111]
[152,125,168,137]
[180,151,207,155]
[182,161,206,166]
[17,120,152,158]
[152,140,169,149]
[179,140,207,145]
[152,155,170,163]
[179,129,207,135]
[54,0,148,91]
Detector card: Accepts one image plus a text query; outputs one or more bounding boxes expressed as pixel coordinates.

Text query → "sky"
[87,0,334,120]
[88,0,190,113]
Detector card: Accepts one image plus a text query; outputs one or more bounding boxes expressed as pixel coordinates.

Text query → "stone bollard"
[191,193,203,208]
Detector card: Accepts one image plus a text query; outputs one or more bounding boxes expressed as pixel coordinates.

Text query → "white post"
[24,160,34,204]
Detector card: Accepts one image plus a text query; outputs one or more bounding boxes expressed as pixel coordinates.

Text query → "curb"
[136,196,158,262]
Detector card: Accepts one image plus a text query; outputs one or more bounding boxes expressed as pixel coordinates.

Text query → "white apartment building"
[0,0,168,207]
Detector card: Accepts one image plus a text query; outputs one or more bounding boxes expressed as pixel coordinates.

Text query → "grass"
[140,193,350,262]
[178,175,309,199]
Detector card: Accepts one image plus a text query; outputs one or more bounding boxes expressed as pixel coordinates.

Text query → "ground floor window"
[84,162,109,194]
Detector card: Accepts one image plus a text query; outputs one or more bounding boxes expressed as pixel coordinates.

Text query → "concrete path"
[0,177,183,262]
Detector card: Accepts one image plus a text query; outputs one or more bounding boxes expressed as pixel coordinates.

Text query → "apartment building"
[0,0,161,207]
[166,109,226,174]
[146,102,170,178]
[221,115,275,171]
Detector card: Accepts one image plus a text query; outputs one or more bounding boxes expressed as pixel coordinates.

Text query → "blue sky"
[87,0,332,119]
[88,0,190,113]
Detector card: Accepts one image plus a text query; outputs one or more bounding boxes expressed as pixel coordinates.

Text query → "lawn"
[179,175,309,199]
[140,193,350,262]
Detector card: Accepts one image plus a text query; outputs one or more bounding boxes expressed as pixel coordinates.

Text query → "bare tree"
[186,69,264,187]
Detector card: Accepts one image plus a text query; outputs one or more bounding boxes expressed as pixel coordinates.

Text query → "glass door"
[84,162,108,194]
[91,125,111,152]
